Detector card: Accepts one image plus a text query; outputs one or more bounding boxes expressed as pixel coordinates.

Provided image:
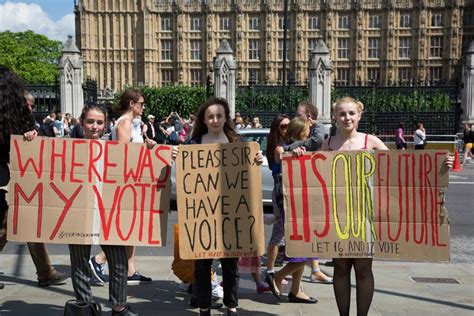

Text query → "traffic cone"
[452,149,462,172]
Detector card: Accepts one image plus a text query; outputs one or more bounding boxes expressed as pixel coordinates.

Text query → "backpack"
[39,121,54,137]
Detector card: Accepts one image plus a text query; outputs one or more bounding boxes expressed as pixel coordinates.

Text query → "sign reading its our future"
[7,136,172,246]
[176,142,265,260]
[282,150,451,261]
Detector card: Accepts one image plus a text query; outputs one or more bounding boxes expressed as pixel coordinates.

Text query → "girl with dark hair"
[266,117,318,304]
[0,66,68,288]
[68,104,136,316]
[89,89,155,286]
[177,96,263,316]
[264,114,289,275]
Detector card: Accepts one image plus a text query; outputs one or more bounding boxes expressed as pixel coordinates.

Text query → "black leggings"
[333,258,374,316]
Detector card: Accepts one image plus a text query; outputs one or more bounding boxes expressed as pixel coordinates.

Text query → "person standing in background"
[395,123,407,150]
[413,123,426,150]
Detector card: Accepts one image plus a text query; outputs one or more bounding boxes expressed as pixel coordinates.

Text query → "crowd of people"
[0,65,455,316]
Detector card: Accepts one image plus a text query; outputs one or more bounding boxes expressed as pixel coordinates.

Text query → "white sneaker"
[211,283,224,300]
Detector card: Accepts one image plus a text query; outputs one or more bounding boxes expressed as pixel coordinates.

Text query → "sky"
[0,0,75,41]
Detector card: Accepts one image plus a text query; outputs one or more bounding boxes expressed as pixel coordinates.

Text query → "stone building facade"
[74,0,466,91]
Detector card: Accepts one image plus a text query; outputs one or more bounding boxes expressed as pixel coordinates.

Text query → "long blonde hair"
[285,117,310,143]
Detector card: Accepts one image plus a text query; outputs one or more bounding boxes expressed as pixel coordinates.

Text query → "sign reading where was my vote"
[7,136,172,246]
[282,150,450,261]
[176,142,265,260]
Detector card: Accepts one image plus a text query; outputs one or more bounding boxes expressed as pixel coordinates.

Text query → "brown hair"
[117,89,144,115]
[191,96,238,143]
[266,114,289,170]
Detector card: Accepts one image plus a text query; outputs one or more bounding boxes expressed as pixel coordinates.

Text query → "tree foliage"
[0,30,62,84]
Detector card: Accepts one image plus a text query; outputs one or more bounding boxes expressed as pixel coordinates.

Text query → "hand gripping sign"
[282,150,450,261]
[176,142,265,260]
[7,136,172,246]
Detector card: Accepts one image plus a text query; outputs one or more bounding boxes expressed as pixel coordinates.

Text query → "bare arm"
[368,135,389,150]
[116,119,132,142]
[274,146,284,164]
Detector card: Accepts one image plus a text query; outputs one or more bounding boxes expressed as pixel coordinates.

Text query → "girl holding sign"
[68,104,136,316]
[179,96,263,316]
[89,89,155,286]
[321,97,388,316]
[265,117,318,304]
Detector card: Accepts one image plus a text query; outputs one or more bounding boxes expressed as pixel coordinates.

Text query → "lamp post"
[281,0,289,111]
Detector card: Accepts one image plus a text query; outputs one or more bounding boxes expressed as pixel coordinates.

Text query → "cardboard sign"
[7,136,172,246]
[176,142,265,259]
[282,150,450,261]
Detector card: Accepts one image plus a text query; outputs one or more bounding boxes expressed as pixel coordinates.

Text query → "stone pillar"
[308,39,332,125]
[59,35,84,119]
[214,39,236,118]
[462,41,474,124]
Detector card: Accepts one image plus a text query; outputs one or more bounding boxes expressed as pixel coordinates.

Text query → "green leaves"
[112,85,207,119]
[331,87,453,112]
[0,30,62,84]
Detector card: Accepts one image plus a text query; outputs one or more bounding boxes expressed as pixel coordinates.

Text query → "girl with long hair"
[266,117,318,304]
[265,114,289,275]
[181,96,263,316]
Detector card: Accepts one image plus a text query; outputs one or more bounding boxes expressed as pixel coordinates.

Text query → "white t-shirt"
[414,129,426,145]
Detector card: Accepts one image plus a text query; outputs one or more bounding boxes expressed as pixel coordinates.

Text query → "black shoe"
[199,309,211,316]
[190,296,223,310]
[127,272,152,285]
[111,305,138,316]
[265,272,282,301]
[38,270,69,287]
[227,310,239,316]
[288,292,318,304]
[324,260,334,267]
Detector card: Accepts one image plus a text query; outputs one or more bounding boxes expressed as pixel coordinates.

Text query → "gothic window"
[278,39,290,61]
[249,69,259,83]
[336,68,349,85]
[429,67,442,83]
[338,15,350,29]
[220,17,230,31]
[161,69,173,85]
[398,68,411,82]
[190,40,201,61]
[367,68,380,82]
[161,17,172,31]
[430,36,442,58]
[190,69,202,86]
[308,16,319,30]
[369,14,380,29]
[399,37,411,59]
[431,13,443,27]
[400,14,411,28]
[249,17,260,31]
[248,39,260,60]
[161,40,172,61]
[338,38,350,59]
[190,17,201,31]
[368,38,380,59]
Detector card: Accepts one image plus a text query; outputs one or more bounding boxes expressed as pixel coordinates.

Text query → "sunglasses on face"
[279,124,288,130]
